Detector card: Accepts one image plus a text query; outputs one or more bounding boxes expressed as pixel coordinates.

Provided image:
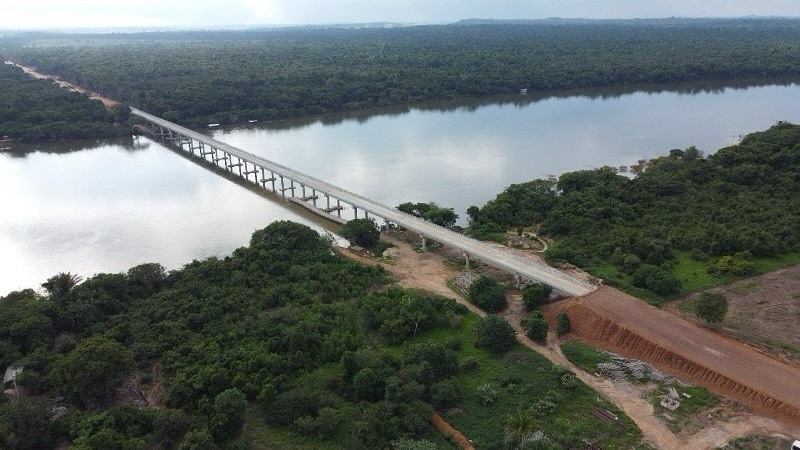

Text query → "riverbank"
[341,231,800,448]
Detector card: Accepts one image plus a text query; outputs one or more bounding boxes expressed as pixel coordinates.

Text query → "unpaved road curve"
[337,235,799,449]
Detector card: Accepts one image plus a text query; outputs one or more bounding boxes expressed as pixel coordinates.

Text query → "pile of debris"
[597,353,671,382]
[453,272,477,294]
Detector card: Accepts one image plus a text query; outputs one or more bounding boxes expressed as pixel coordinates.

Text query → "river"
[2,81,800,295]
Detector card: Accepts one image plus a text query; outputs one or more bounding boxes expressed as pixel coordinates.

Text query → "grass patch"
[716,434,781,449]
[673,251,800,295]
[652,385,720,432]
[676,299,695,315]
[672,252,731,293]
[395,314,643,449]
[244,406,350,450]
[560,341,612,374]
[731,281,760,293]
[764,339,800,358]
[584,263,664,305]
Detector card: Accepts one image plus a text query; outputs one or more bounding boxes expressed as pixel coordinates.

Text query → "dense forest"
[468,122,800,301]
[0,63,128,142]
[0,221,639,449]
[4,18,800,128]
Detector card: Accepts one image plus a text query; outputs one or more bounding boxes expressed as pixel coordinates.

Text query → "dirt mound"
[555,286,800,428]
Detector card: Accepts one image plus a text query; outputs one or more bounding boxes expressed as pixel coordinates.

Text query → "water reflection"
[2,81,800,296]
[2,136,147,157]
[219,77,800,133]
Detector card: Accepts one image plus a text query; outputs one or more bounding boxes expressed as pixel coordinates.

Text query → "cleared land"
[556,286,800,430]
[673,265,800,361]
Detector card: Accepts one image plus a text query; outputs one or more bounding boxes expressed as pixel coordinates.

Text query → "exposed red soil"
[550,286,800,430]
[431,412,475,450]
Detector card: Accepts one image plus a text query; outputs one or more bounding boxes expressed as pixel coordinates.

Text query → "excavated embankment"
[556,286,800,428]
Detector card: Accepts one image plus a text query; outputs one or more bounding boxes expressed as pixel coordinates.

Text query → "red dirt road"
[559,286,800,429]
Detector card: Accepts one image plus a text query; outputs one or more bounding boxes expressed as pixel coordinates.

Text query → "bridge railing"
[138,111,594,292]
[312,181,594,290]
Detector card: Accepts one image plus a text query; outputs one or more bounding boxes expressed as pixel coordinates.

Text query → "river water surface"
[2,82,800,295]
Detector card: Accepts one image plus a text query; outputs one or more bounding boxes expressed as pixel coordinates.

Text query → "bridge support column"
[464,252,470,269]
[279,176,285,198]
[337,199,341,217]
[420,235,427,251]
[312,189,317,206]
[514,274,522,289]
[354,207,358,219]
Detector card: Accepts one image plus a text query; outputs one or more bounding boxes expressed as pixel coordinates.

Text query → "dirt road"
[336,234,800,448]
[556,287,800,430]
[6,61,118,109]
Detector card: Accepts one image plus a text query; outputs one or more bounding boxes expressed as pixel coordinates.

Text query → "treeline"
[468,122,800,300]
[0,63,128,142]
[5,19,800,128]
[0,221,639,448]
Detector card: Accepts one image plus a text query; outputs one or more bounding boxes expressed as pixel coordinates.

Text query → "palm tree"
[41,272,82,300]
[504,408,537,449]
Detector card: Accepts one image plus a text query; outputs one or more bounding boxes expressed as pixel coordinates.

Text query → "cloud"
[1,0,799,29]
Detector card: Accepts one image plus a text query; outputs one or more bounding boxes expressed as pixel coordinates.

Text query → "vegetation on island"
[468,122,800,302]
[0,221,642,449]
[0,63,129,142]
[4,18,800,128]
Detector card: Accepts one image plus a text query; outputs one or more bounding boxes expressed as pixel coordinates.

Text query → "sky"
[2,0,800,30]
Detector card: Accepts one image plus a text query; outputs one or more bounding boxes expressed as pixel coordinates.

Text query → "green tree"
[341,218,380,248]
[41,272,82,301]
[475,315,516,354]
[521,312,549,343]
[178,429,214,450]
[505,408,537,448]
[422,204,459,228]
[51,335,135,403]
[468,276,507,312]
[210,388,247,442]
[522,283,553,310]
[695,292,728,324]
[556,313,571,337]
[392,437,438,450]
[0,397,54,450]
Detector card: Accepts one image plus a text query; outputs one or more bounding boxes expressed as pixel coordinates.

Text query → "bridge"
[131,108,596,297]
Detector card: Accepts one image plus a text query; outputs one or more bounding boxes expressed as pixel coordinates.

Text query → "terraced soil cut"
[558,286,800,429]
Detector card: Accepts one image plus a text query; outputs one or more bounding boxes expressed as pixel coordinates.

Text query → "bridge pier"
[242,161,258,182]
[131,107,595,298]
[260,168,276,191]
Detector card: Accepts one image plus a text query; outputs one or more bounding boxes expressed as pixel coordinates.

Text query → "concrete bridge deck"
[132,108,596,297]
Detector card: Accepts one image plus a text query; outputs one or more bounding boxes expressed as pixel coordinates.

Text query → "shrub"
[695,292,728,324]
[522,283,553,310]
[460,356,478,372]
[468,276,507,312]
[521,314,549,343]
[430,380,461,409]
[476,383,499,405]
[475,315,517,354]
[556,313,570,337]
[341,218,380,248]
